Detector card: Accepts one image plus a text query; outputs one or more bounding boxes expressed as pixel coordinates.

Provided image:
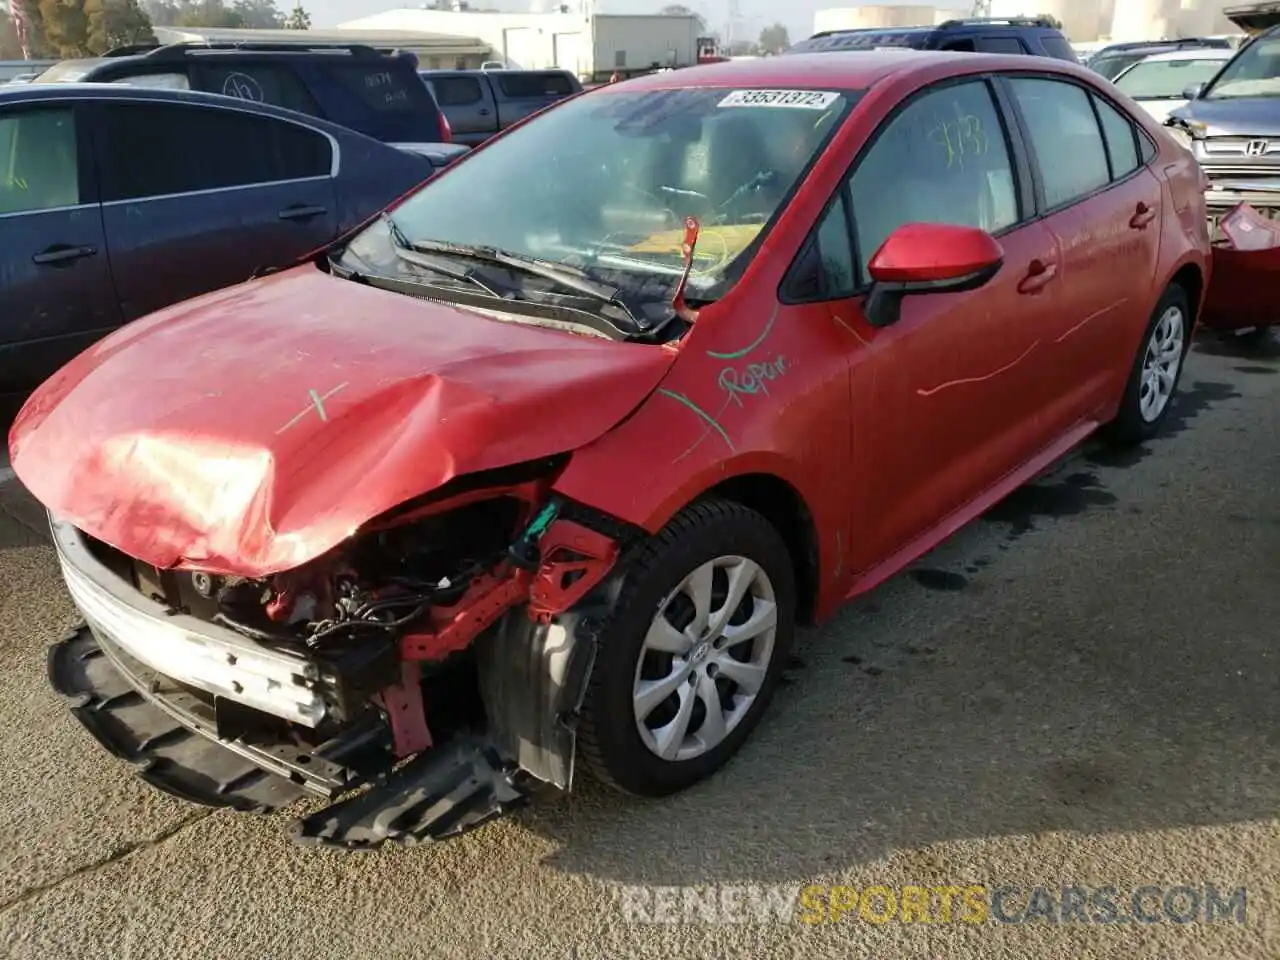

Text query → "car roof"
[1137,48,1234,63]
[613,49,1080,92]
[0,81,358,132]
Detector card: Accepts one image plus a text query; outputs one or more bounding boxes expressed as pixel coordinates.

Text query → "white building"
[339,9,703,80]
[813,6,955,34]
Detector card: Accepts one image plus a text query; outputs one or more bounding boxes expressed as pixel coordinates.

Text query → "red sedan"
[10,50,1210,847]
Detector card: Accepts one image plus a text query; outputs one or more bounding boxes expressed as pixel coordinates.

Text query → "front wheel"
[578,500,796,797]
[1102,284,1191,446]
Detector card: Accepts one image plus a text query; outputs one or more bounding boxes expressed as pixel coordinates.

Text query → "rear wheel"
[578,500,796,797]
[1102,284,1190,446]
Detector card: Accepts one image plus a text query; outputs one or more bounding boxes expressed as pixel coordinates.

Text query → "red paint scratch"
[1055,299,1128,344]
[916,341,1040,397]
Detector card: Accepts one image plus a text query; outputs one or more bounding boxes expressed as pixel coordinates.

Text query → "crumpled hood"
[9,266,674,576]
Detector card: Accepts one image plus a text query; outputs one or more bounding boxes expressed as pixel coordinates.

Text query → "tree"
[38,0,90,56]
[659,4,706,35]
[231,0,282,28]
[172,0,245,27]
[0,13,23,57]
[283,1,308,28]
[85,0,156,54]
[727,39,760,57]
[1040,14,1063,30]
[757,22,789,55]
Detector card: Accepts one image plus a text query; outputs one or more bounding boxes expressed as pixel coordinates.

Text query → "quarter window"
[1092,94,1140,178]
[97,103,331,202]
[0,108,79,215]
[1008,77,1110,208]
[849,79,1019,279]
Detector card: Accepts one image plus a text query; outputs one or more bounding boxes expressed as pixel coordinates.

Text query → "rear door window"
[0,107,81,214]
[95,102,331,202]
[977,37,1026,54]
[190,63,322,117]
[1008,77,1110,208]
[1040,37,1080,62]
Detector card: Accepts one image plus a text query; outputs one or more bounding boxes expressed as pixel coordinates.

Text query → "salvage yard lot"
[0,334,1277,959]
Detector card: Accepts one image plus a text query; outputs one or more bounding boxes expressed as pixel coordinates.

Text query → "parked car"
[31,42,467,168]
[789,15,1078,60]
[1111,48,1233,122]
[1087,38,1233,81]
[419,68,582,146]
[1166,24,1280,227]
[0,83,438,398]
[15,49,1209,849]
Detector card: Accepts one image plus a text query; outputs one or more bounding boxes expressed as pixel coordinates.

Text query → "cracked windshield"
[344,86,853,326]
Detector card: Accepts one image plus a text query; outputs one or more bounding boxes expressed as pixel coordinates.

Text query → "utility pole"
[726,0,741,52]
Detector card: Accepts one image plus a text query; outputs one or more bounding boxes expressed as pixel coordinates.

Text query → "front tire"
[578,499,796,797]
[1103,284,1191,446]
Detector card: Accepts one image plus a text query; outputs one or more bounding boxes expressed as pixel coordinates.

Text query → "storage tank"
[813,6,942,34]
[988,0,1103,41]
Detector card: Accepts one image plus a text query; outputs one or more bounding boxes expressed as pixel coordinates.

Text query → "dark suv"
[788,16,1078,60]
[32,42,466,167]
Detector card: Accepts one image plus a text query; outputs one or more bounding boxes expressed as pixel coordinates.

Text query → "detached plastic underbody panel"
[50,624,538,848]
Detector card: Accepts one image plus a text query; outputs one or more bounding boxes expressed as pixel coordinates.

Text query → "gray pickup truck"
[419,68,582,146]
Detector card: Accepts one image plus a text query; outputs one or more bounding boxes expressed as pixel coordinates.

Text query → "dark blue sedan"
[0,83,445,397]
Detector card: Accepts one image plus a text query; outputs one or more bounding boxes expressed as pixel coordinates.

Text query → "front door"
[89,99,339,322]
[840,76,1062,570]
[0,102,119,395]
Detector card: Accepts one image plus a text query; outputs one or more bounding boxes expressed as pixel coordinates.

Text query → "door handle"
[278,204,327,221]
[1017,258,1057,294]
[1130,201,1157,229]
[477,107,491,116]
[32,244,97,265]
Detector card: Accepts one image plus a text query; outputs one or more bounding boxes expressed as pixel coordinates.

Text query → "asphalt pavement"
[0,331,1276,959]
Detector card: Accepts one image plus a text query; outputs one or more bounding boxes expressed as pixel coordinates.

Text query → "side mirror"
[1183,82,1206,100]
[863,222,1003,327]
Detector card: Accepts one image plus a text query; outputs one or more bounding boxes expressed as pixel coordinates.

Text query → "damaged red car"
[10,51,1211,848]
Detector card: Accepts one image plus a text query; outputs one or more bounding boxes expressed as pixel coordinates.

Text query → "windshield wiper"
[403,237,642,327]
[381,213,505,297]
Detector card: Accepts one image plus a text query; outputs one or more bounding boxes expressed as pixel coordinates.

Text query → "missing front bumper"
[49,624,537,847]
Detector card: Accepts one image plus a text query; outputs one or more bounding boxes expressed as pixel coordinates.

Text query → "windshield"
[1115,57,1228,99]
[355,85,855,311]
[1204,36,1280,98]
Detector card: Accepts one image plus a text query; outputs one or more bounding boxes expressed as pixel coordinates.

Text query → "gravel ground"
[0,332,1276,959]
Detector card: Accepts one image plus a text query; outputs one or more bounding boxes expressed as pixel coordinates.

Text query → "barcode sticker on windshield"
[717,89,839,110]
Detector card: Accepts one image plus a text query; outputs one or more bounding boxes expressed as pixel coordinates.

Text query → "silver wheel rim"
[1139,305,1185,423]
[632,556,778,762]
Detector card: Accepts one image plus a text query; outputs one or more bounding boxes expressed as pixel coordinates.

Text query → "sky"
[305,0,971,49]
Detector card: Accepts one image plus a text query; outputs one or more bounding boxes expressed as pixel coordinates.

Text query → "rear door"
[423,72,495,145]
[90,99,338,321]
[1002,75,1164,433]
[0,101,119,394]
